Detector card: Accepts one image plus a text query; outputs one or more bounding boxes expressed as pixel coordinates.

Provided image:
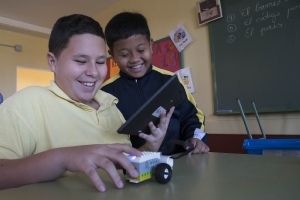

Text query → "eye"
[96,61,106,65]
[138,49,145,53]
[122,54,129,58]
[75,60,86,64]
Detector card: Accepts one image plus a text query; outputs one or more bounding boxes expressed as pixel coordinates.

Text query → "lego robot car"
[125,152,173,184]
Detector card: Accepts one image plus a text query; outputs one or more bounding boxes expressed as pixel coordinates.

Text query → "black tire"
[154,163,172,184]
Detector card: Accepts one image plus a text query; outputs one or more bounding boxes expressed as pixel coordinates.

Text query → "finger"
[206,146,210,152]
[82,165,106,192]
[197,142,210,153]
[156,112,166,128]
[108,144,142,157]
[167,106,175,118]
[185,139,196,149]
[187,139,199,154]
[202,144,210,153]
[147,121,158,135]
[162,107,174,126]
[158,107,174,127]
[139,132,152,141]
[193,142,210,154]
[192,146,201,154]
[105,146,140,178]
[94,157,125,189]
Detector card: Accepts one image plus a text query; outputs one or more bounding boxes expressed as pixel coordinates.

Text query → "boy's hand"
[61,144,141,192]
[138,106,175,152]
[185,138,210,154]
[0,144,141,191]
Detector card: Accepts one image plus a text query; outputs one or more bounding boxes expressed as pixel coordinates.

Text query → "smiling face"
[109,34,153,78]
[47,33,107,108]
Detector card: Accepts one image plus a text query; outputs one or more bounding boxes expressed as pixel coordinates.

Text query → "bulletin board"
[152,36,183,72]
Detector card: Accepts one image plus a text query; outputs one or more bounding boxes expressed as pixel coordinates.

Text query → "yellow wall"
[16,67,53,91]
[0,29,49,99]
[94,0,300,136]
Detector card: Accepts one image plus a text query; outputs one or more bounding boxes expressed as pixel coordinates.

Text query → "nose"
[86,63,98,77]
[129,52,140,64]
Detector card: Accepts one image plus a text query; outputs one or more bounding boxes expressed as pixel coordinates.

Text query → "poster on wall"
[169,23,192,52]
[175,67,195,93]
[103,58,120,82]
[196,0,223,25]
[152,37,183,72]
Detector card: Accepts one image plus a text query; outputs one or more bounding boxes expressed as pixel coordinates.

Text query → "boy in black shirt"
[102,12,209,155]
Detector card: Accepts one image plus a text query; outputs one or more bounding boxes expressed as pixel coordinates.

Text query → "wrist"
[193,128,206,141]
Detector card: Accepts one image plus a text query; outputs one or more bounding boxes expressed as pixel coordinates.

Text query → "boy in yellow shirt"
[0,14,173,192]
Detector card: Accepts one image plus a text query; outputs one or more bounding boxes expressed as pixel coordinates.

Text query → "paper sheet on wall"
[169,23,192,52]
[175,67,195,94]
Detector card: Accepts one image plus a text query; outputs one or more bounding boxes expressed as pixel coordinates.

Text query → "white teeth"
[132,64,142,69]
[82,82,94,87]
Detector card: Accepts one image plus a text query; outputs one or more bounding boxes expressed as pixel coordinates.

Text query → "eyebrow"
[72,54,106,59]
[118,42,148,51]
[97,55,107,59]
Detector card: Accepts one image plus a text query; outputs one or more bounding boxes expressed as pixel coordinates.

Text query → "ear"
[47,52,57,73]
[150,38,153,54]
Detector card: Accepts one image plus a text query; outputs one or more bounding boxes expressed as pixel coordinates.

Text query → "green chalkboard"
[209,0,300,115]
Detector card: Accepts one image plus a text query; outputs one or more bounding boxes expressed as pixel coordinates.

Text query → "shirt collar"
[46,81,118,111]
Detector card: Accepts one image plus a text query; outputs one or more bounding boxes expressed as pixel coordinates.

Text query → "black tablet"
[117,75,185,135]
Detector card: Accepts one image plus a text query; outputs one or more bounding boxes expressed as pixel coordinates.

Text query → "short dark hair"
[49,14,105,58]
[105,12,150,51]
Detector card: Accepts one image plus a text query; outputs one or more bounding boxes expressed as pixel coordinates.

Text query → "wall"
[16,67,53,91]
[93,0,300,136]
[0,29,49,99]
[0,0,299,137]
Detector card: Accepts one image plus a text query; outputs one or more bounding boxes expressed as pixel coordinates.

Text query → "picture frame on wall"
[152,36,183,72]
[197,0,222,25]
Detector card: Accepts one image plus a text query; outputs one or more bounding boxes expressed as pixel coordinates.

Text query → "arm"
[178,84,209,153]
[138,107,174,152]
[0,90,140,191]
[0,144,141,192]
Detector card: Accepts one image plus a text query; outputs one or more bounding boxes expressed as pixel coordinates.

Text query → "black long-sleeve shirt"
[101,65,207,155]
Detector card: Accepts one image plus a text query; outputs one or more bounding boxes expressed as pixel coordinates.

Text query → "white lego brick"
[128,152,161,163]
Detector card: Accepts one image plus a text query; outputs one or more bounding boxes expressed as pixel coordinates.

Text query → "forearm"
[180,109,205,141]
[0,149,66,190]
[179,86,205,140]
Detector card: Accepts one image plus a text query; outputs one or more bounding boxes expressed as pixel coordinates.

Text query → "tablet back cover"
[117,75,185,135]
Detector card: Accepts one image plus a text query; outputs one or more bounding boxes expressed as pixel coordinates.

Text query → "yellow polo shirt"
[0,81,130,159]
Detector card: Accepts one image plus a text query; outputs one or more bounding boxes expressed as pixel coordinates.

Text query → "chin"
[131,74,143,79]
[81,94,95,101]
[129,71,147,78]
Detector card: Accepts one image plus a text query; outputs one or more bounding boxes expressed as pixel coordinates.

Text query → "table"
[1,152,300,200]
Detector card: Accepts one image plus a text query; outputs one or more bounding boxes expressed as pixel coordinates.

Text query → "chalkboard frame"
[208,0,300,115]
